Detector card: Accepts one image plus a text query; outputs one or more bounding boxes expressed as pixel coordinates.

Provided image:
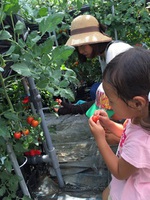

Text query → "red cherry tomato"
[14,132,22,139]
[22,96,29,104]
[31,120,39,127]
[92,115,100,123]
[22,129,30,135]
[26,116,34,124]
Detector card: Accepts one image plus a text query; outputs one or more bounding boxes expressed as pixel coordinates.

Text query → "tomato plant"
[14,132,22,139]
[92,115,100,123]
[31,120,39,127]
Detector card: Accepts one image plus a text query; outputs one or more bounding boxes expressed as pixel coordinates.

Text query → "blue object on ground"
[75,100,86,105]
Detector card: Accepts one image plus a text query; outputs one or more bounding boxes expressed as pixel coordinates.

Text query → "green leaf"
[4,111,19,121]
[12,54,19,62]
[3,0,20,15]
[14,142,25,153]
[22,196,32,200]
[0,186,6,196]
[0,120,10,138]
[139,28,145,35]
[14,20,26,35]
[36,79,48,89]
[59,79,69,87]
[5,44,16,56]
[0,30,12,40]
[18,38,26,48]
[77,0,82,9]
[39,37,54,54]
[0,54,6,67]
[0,9,6,23]
[45,87,54,94]
[39,12,65,35]
[19,3,34,19]
[38,7,48,17]
[52,46,74,65]
[4,159,12,173]
[27,135,33,143]
[54,88,75,101]
[60,64,67,70]
[3,195,12,200]
[26,31,41,47]
[52,69,62,80]
[11,62,32,77]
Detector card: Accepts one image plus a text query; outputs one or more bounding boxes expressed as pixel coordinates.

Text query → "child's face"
[77,45,93,58]
[103,81,138,119]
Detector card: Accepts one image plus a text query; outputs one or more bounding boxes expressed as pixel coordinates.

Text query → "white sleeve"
[106,42,133,64]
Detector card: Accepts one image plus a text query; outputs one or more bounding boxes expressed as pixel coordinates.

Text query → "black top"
[58,100,95,115]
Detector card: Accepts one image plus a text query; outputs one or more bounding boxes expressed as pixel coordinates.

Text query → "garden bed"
[28,113,117,199]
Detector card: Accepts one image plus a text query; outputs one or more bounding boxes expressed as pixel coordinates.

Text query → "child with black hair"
[89,47,150,200]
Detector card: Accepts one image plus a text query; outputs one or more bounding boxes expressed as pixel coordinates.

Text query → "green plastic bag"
[86,103,114,118]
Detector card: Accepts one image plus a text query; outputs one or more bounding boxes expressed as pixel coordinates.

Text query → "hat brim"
[66,32,112,46]
[86,103,114,118]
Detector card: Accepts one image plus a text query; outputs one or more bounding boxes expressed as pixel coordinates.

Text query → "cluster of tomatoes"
[26,116,39,127]
[14,129,29,139]
[13,116,40,139]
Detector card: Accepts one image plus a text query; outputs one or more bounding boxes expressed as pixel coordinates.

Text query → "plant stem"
[0,73,14,111]
[10,14,16,41]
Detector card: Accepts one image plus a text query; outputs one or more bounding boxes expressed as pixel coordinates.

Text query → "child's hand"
[95,109,111,127]
[89,116,106,141]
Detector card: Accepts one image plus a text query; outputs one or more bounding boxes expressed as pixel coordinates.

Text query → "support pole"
[7,143,31,198]
[111,0,118,40]
[27,77,65,188]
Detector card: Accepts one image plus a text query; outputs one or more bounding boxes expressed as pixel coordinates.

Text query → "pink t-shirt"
[110,119,150,200]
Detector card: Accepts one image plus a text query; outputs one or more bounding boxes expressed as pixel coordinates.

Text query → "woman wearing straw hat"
[54,14,132,144]
[66,14,132,73]
[55,15,132,109]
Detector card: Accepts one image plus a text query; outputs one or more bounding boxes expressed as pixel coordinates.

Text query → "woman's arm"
[58,100,94,115]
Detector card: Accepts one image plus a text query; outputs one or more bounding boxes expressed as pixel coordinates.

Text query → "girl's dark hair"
[103,47,150,130]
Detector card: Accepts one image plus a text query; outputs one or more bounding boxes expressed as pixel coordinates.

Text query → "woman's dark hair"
[76,42,111,62]
[103,47,150,130]
[76,22,112,62]
[99,22,108,34]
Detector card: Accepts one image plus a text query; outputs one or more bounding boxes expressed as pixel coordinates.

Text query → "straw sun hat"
[66,15,112,46]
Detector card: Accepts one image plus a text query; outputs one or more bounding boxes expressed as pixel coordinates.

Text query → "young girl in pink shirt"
[89,47,150,200]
